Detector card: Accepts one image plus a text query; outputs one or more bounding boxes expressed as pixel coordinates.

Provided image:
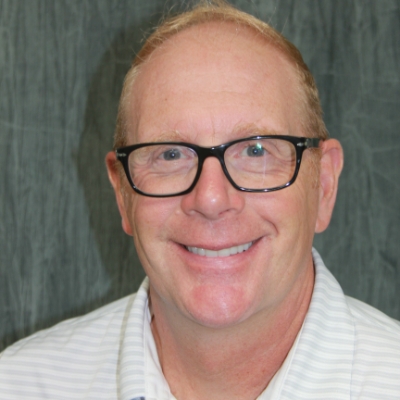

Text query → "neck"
[150,262,314,400]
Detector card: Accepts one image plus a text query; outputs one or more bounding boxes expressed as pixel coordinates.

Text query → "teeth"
[187,242,253,258]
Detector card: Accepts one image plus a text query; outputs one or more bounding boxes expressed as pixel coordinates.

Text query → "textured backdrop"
[1,0,399,352]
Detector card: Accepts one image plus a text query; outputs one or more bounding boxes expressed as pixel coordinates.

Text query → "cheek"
[129,195,180,256]
[286,183,319,238]
[261,180,319,242]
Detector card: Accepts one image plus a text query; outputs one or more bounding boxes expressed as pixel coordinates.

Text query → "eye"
[162,148,182,160]
[245,143,265,157]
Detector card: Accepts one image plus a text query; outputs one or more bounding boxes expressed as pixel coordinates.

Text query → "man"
[1,1,399,399]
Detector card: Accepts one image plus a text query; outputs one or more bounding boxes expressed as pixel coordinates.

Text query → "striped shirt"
[1,248,399,399]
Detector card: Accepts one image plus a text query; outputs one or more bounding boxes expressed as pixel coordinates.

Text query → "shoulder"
[345,296,400,398]
[2,293,136,356]
[346,295,400,334]
[0,293,136,398]
[345,294,400,356]
[310,250,400,398]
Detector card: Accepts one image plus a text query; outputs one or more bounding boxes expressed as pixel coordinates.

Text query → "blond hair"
[113,0,328,149]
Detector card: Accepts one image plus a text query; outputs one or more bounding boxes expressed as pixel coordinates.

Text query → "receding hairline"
[114,1,328,149]
[131,20,304,129]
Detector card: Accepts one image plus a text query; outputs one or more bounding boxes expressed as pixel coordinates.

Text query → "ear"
[315,139,344,233]
[105,151,133,236]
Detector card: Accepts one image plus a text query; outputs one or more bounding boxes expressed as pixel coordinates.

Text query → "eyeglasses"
[115,135,321,198]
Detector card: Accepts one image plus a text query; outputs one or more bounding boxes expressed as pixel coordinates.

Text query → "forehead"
[128,22,303,144]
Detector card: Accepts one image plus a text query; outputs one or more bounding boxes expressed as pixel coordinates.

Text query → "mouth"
[185,241,253,258]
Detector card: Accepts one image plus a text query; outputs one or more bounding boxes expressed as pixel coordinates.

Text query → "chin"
[185,284,256,329]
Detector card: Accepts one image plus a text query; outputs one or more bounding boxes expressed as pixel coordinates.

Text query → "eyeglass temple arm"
[297,138,321,149]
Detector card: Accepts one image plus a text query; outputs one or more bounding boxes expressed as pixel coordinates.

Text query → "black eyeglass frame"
[115,135,321,198]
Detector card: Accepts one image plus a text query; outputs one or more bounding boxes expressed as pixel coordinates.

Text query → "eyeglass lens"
[127,138,297,196]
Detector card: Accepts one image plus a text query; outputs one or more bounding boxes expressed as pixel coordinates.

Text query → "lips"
[186,241,253,258]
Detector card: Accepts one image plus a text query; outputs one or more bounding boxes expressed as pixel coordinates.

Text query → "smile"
[186,241,253,258]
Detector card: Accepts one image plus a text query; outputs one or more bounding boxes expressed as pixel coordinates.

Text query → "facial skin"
[107,23,343,331]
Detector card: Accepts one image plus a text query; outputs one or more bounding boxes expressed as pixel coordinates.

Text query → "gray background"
[0,0,399,352]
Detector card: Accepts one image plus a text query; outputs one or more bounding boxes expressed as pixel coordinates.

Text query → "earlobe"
[315,139,344,233]
[105,151,133,236]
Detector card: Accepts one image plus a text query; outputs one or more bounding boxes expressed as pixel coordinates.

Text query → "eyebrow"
[231,123,283,138]
[146,131,189,143]
[142,124,284,144]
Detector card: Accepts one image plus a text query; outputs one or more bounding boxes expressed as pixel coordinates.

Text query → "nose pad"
[180,157,245,219]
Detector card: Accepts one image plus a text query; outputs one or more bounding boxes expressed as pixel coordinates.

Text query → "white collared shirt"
[1,249,400,399]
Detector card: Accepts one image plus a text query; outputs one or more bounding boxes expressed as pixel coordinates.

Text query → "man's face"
[113,23,326,328]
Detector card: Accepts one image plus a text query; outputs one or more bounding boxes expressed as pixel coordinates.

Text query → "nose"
[180,157,245,219]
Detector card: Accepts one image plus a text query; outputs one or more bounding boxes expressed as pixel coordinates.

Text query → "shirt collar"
[117,277,149,400]
[117,278,174,400]
[279,248,354,399]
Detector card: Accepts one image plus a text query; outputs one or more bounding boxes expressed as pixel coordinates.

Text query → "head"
[106,1,343,329]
